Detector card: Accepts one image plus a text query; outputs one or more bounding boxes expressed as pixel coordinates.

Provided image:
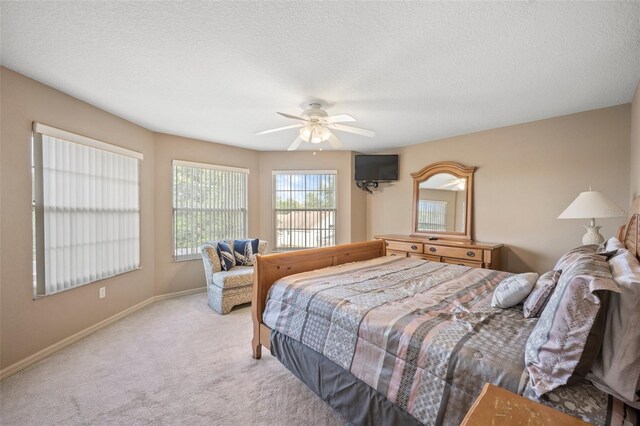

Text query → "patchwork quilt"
[263,256,637,425]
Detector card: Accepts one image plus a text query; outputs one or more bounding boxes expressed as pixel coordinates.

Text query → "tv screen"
[355,155,399,181]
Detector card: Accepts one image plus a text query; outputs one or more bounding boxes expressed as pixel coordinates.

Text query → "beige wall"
[258,151,367,249]
[350,152,368,243]
[153,133,260,295]
[367,105,631,274]
[0,68,157,369]
[630,80,640,200]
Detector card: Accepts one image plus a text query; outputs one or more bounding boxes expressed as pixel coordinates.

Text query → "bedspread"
[262,256,637,425]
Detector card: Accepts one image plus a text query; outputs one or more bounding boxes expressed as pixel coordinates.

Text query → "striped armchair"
[200,240,268,314]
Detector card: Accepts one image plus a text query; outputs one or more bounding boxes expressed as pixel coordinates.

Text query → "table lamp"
[558,188,626,245]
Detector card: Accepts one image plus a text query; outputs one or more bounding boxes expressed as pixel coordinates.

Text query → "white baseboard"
[0,287,206,381]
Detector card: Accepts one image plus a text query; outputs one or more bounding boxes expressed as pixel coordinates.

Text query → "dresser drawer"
[385,240,423,254]
[409,253,441,262]
[423,244,482,260]
[442,257,483,268]
[386,249,407,257]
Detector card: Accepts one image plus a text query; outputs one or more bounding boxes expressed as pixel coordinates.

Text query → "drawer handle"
[390,253,396,256]
[385,242,389,246]
[429,247,436,253]
[411,245,418,250]
[466,251,475,257]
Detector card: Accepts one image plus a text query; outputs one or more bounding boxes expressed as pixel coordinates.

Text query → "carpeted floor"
[0,293,345,425]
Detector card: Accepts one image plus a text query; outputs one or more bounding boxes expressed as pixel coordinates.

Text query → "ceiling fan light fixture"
[299,125,331,143]
[259,103,373,151]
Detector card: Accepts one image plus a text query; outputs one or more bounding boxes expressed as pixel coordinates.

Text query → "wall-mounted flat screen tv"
[355,155,399,181]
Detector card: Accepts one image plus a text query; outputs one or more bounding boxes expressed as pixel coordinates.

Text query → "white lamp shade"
[558,190,626,219]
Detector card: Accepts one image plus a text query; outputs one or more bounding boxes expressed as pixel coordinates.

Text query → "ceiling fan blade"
[330,123,376,137]
[324,114,356,124]
[287,136,305,151]
[277,112,309,122]
[255,124,304,135]
[327,133,344,150]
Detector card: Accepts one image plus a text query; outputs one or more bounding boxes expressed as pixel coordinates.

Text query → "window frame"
[171,160,249,262]
[272,170,338,252]
[32,122,143,298]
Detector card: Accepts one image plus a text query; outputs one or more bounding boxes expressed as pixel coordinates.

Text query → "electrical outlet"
[99,287,106,299]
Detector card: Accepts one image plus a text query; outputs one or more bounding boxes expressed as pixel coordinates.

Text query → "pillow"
[216,240,236,271]
[553,245,598,271]
[522,270,561,318]
[589,249,640,407]
[525,253,620,396]
[233,239,260,266]
[491,273,538,308]
[603,237,625,252]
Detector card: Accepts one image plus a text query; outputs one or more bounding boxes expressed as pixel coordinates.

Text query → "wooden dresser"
[374,234,503,270]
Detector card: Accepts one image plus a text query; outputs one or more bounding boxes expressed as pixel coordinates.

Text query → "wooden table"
[461,383,590,426]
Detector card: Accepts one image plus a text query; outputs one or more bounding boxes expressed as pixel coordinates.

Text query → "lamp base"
[582,224,604,245]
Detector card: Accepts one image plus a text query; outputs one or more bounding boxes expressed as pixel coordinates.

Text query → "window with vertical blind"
[32,123,143,297]
[172,160,249,261]
[273,171,337,252]
[417,200,447,231]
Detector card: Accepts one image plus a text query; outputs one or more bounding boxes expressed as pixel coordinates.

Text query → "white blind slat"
[37,134,141,295]
[172,162,248,261]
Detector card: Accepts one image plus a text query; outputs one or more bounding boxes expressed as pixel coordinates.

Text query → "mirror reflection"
[417,173,467,233]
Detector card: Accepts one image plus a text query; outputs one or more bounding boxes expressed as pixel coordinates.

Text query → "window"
[417,200,447,231]
[32,123,143,296]
[172,160,248,260]
[273,171,336,251]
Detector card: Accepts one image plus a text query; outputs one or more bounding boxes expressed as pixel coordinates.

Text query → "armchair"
[200,239,268,314]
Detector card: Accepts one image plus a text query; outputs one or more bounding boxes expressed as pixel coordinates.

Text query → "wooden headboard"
[616,197,640,259]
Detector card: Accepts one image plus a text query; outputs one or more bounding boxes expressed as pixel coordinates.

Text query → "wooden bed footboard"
[251,240,386,359]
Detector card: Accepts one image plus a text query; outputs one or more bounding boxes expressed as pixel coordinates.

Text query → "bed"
[251,222,640,425]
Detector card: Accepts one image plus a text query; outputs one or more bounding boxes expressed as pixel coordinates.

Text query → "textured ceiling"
[1,1,639,152]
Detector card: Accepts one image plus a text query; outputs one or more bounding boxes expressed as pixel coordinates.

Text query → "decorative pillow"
[589,249,640,407]
[233,239,260,266]
[216,240,236,271]
[491,273,538,308]
[522,270,561,318]
[525,253,621,396]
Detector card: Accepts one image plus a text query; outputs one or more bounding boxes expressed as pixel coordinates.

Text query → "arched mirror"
[411,162,475,240]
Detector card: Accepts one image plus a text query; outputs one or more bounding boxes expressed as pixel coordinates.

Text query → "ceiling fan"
[255,103,376,151]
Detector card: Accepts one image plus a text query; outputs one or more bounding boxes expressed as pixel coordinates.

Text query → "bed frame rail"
[251,240,385,359]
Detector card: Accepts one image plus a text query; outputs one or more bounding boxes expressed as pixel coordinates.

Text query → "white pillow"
[491,273,539,308]
[603,237,625,252]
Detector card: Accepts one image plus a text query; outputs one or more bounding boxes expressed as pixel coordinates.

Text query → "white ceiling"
[1,1,639,152]
[420,173,466,191]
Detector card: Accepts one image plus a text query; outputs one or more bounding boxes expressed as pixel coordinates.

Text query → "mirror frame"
[411,161,476,241]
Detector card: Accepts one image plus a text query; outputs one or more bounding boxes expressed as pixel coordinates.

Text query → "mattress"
[262,256,638,425]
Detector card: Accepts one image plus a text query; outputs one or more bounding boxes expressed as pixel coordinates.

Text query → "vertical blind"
[273,171,337,252]
[33,124,142,296]
[417,200,447,231]
[172,160,249,260]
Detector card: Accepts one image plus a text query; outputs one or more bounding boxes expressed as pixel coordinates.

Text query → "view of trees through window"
[274,172,336,251]
[173,162,248,260]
